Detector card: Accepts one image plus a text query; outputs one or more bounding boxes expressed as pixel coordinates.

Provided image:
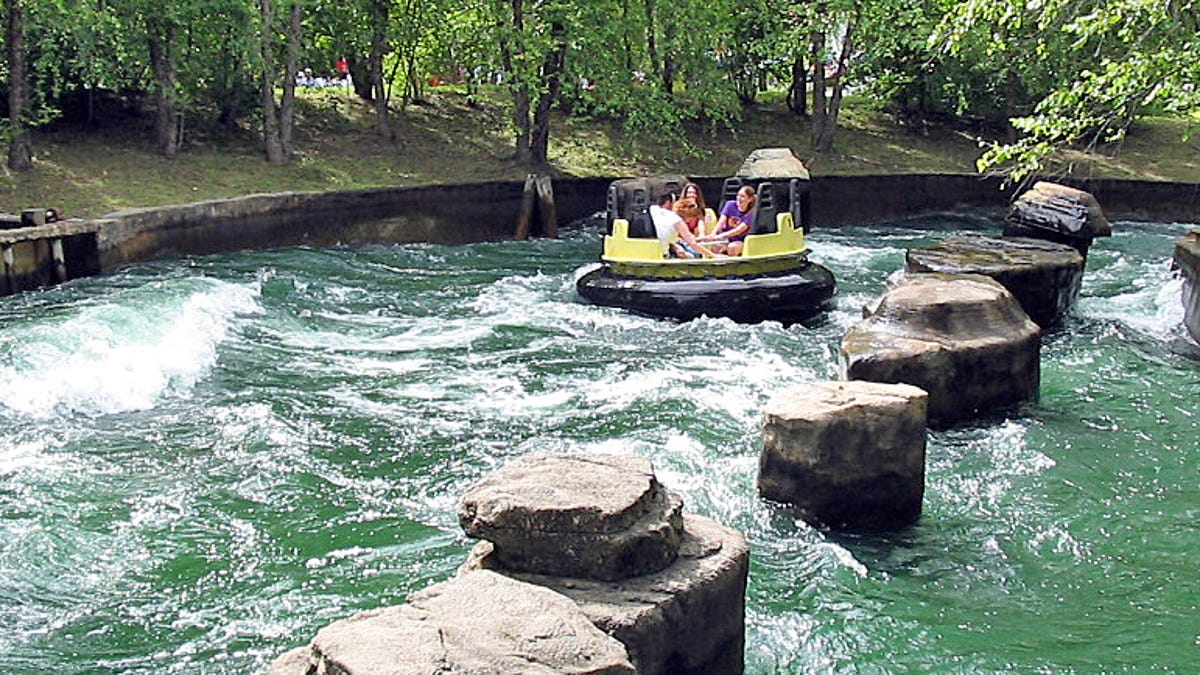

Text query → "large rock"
[267,570,634,675]
[841,273,1041,427]
[735,147,810,181]
[759,381,927,530]
[906,234,1085,328]
[459,453,684,581]
[1005,181,1112,256]
[1175,228,1200,345]
[464,513,748,675]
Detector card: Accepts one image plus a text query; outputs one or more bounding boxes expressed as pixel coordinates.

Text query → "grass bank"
[2,88,1198,219]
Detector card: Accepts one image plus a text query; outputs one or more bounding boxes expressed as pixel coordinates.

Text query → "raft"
[575,175,835,324]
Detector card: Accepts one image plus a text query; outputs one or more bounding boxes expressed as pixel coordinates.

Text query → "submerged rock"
[759,380,927,530]
[841,273,1041,427]
[906,234,1085,328]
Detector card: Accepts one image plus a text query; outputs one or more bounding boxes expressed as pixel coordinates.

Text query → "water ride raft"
[576,174,836,325]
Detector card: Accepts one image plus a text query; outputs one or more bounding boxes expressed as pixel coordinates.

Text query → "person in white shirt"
[649,193,721,258]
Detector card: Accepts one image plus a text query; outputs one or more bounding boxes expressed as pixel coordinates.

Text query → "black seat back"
[752,182,778,235]
[626,187,655,238]
[721,177,744,209]
[606,175,687,238]
[789,178,811,232]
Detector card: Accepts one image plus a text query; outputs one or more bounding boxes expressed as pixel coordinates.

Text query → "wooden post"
[515,174,538,240]
[534,174,558,238]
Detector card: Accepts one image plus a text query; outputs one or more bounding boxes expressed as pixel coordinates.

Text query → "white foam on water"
[1079,256,1185,339]
[0,278,260,418]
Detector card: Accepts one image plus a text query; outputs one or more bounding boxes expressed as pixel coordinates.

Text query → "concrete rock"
[736,147,811,181]
[759,380,927,530]
[906,234,1085,328]
[459,453,684,581]
[268,570,635,675]
[263,646,313,675]
[1174,228,1200,345]
[463,513,748,675]
[841,273,1041,427]
[1005,181,1112,256]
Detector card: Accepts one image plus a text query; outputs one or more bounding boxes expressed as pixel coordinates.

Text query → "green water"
[1,216,1197,673]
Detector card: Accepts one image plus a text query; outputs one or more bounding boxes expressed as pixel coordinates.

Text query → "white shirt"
[649,204,683,253]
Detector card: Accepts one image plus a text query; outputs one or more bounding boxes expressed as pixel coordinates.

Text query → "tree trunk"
[619,0,633,72]
[259,0,285,164]
[787,53,807,117]
[643,0,657,87]
[812,21,853,152]
[500,0,531,163]
[147,20,182,158]
[816,22,853,151]
[5,0,33,171]
[660,10,676,94]
[530,22,567,166]
[810,30,829,150]
[279,0,303,157]
[1004,66,1019,143]
[369,0,392,140]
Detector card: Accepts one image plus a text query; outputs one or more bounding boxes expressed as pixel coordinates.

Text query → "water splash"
[0,278,260,417]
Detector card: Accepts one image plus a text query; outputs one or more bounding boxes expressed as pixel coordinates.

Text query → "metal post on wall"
[51,238,68,282]
[2,245,13,295]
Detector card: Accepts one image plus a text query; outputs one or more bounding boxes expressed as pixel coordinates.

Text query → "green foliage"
[5,0,1195,175]
[947,0,1200,181]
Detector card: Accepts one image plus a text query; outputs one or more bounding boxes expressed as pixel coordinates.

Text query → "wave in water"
[0,277,260,418]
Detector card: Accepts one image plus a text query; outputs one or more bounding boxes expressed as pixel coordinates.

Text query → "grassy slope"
[2,87,1198,219]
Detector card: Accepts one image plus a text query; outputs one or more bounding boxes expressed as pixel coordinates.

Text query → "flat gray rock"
[1005,181,1112,255]
[736,147,810,181]
[759,381,928,529]
[463,513,748,675]
[1175,228,1200,345]
[282,570,635,675]
[459,453,683,581]
[906,234,1084,327]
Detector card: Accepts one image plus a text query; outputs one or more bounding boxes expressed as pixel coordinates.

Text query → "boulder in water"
[906,233,1085,328]
[841,273,1041,427]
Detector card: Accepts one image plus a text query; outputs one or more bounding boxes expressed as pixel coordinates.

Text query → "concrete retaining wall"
[18,174,1200,279]
[95,178,612,272]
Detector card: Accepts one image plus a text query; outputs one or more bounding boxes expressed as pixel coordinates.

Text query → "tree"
[810,1,855,152]
[258,0,303,163]
[367,0,392,139]
[940,0,1200,182]
[259,0,285,163]
[145,14,182,157]
[5,0,33,170]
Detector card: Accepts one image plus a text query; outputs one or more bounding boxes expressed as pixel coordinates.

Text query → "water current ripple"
[1,218,1198,673]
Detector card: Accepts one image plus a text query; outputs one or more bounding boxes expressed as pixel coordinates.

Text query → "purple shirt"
[719,200,754,241]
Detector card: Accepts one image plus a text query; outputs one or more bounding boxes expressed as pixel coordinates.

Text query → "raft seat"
[604,219,666,260]
[752,182,779,235]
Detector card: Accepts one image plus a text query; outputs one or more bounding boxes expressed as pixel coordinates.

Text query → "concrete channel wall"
[3,174,1198,296]
[1175,229,1200,344]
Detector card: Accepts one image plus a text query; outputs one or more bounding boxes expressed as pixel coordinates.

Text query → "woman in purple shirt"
[710,186,756,256]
